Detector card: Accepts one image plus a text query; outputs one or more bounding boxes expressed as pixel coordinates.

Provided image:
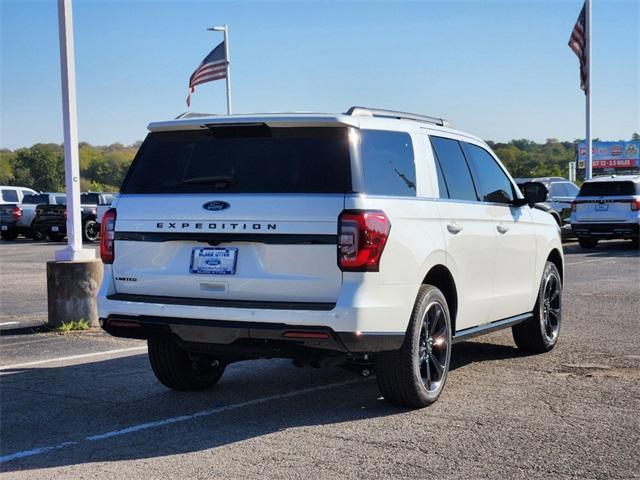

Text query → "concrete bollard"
[47,260,103,328]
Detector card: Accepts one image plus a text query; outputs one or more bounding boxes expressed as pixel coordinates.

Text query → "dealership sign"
[578,141,639,169]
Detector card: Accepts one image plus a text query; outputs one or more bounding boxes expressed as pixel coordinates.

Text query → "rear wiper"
[180,175,238,189]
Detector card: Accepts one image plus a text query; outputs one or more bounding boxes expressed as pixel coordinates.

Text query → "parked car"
[0,186,36,205]
[516,177,579,238]
[98,107,563,408]
[33,192,114,242]
[96,193,117,225]
[0,192,66,241]
[570,174,640,248]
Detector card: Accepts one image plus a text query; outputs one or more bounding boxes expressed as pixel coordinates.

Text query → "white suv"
[570,175,640,249]
[98,107,563,407]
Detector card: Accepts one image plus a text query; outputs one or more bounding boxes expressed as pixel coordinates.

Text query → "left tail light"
[338,210,391,272]
[100,208,116,264]
[11,206,23,221]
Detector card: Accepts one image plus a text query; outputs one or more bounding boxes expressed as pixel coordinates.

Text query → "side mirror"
[519,181,548,206]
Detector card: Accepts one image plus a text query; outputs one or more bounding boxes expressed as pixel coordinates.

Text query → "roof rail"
[345,106,451,127]
[174,112,217,119]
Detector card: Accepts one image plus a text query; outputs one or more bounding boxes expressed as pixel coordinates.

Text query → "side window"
[549,183,565,198]
[462,142,514,204]
[1,189,19,203]
[433,154,449,198]
[561,182,579,197]
[429,137,478,202]
[360,130,416,196]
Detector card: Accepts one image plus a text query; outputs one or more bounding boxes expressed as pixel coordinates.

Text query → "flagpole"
[585,0,592,180]
[208,25,232,114]
[223,25,232,115]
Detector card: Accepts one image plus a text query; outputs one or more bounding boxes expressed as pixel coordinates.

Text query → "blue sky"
[1,0,638,149]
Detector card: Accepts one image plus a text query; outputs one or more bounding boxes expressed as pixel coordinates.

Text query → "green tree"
[13,144,65,191]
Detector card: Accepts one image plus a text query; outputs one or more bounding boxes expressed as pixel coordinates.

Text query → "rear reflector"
[282,331,330,340]
[108,319,141,329]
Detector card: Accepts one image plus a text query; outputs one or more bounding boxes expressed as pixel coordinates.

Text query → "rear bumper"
[571,222,639,239]
[33,221,66,235]
[100,314,404,354]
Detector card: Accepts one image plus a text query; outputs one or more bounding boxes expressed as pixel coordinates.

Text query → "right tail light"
[631,199,640,211]
[338,210,390,272]
[100,208,117,264]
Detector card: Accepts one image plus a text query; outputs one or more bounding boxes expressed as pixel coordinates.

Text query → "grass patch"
[56,319,90,333]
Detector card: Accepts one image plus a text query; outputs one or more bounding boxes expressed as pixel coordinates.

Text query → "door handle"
[447,223,463,234]
[497,224,509,234]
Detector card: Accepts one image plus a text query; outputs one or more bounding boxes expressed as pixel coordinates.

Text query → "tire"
[148,338,226,391]
[578,238,598,249]
[82,220,100,243]
[48,233,65,242]
[0,230,18,241]
[375,284,452,408]
[512,261,562,353]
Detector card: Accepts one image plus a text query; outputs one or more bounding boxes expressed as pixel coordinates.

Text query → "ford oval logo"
[205,258,222,266]
[203,201,230,211]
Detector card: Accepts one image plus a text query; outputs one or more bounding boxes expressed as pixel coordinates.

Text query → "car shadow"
[1,339,523,472]
[563,240,638,258]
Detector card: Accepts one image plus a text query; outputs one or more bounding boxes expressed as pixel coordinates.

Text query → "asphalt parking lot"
[1,239,639,479]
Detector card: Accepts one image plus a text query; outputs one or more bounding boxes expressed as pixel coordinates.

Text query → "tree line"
[1,134,638,192]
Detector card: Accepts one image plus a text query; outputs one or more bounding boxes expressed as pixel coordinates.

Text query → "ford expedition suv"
[98,107,563,407]
[570,175,640,248]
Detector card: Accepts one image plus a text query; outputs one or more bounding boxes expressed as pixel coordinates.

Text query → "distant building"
[577,140,640,175]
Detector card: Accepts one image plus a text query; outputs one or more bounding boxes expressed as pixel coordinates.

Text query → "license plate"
[190,247,238,275]
[51,226,59,232]
[595,203,608,211]
[0,225,7,231]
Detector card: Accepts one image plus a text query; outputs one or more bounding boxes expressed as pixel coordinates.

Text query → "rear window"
[81,193,100,205]
[121,127,351,194]
[578,181,638,197]
[23,194,55,205]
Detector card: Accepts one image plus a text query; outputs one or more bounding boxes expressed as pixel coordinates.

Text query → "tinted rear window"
[121,127,351,194]
[23,194,48,204]
[81,193,100,205]
[578,181,638,197]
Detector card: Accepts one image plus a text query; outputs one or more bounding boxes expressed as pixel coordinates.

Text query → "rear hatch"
[574,181,639,222]
[111,125,352,304]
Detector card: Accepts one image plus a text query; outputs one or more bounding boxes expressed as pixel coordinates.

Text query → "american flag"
[186,41,227,107]
[568,3,588,93]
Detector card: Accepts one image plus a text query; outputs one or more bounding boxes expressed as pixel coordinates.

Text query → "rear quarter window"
[121,127,351,194]
[360,130,416,196]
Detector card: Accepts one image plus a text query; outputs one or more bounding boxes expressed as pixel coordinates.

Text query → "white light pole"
[56,0,94,261]
[585,0,593,180]
[207,25,232,114]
